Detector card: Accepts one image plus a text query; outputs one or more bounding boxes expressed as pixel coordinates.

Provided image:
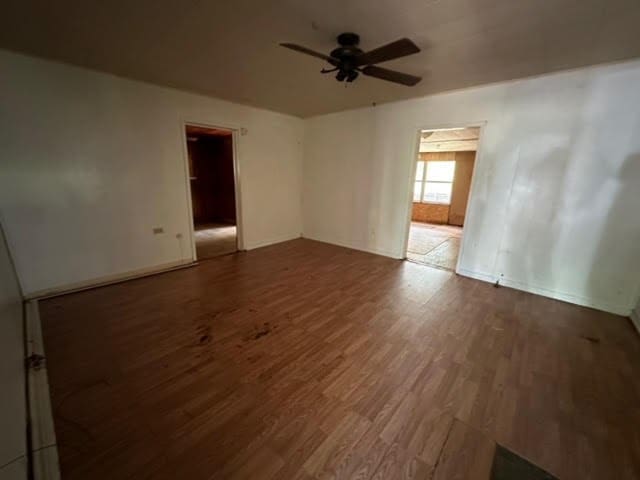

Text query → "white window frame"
[414,159,455,205]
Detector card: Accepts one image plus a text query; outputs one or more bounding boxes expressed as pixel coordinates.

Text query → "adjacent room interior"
[406,127,479,271]
[186,125,238,260]
[1,2,640,480]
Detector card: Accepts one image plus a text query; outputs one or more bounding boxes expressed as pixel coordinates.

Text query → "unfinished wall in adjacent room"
[411,203,449,224]
[448,151,475,226]
[303,59,640,315]
[0,222,26,479]
[0,50,304,297]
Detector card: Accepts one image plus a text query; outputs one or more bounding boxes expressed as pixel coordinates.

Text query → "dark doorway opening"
[186,125,237,260]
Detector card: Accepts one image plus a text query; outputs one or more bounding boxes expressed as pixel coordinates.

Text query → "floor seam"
[407,235,450,257]
[422,237,451,257]
[430,417,455,479]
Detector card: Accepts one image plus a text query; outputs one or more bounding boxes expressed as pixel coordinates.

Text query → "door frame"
[401,121,487,274]
[180,120,244,261]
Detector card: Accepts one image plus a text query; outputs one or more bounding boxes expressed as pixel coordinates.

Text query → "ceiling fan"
[280,32,422,86]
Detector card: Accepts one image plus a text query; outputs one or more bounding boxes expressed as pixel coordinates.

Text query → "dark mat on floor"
[491,445,558,480]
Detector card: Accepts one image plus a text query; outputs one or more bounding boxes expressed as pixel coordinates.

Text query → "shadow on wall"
[358,114,387,253]
[586,153,640,315]
[501,145,571,294]
[480,68,640,316]
[497,144,640,315]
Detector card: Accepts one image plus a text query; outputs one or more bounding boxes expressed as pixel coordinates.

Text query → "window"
[413,160,455,204]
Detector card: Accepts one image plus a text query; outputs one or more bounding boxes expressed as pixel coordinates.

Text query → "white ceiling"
[1,0,639,117]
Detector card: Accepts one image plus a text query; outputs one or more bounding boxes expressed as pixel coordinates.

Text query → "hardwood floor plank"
[38,238,640,479]
[432,420,495,480]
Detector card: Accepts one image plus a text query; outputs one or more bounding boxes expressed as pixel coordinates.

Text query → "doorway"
[185,125,238,260]
[405,126,480,271]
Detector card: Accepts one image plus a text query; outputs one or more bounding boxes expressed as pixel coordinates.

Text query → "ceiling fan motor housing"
[337,32,360,46]
[331,33,363,82]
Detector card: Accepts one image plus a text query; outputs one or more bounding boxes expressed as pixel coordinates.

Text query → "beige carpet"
[194,223,237,259]
[407,222,462,271]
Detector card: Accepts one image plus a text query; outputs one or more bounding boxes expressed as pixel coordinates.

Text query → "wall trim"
[457,267,632,317]
[244,233,302,251]
[28,231,304,299]
[302,234,401,260]
[25,300,61,480]
[290,235,631,317]
[26,259,196,300]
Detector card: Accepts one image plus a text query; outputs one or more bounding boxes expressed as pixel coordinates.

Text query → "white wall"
[0,50,304,296]
[2,49,639,316]
[304,60,640,316]
[0,221,27,479]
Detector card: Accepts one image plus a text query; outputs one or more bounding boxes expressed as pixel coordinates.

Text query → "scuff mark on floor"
[581,335,600,344]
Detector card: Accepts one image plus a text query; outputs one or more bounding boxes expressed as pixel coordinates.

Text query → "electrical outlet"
[152,227,164,234]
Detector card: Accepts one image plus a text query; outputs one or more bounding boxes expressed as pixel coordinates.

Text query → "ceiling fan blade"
[361,65,421,86]
[355,38,420,66]
[280,43,335,63]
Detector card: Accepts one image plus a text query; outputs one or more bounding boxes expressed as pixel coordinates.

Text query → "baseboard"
[25,300,61,480]
[244,233,302,250]
[26,259,196,300]
[631,309,640,335]
[27,234,305,299]
[457,267,632,316]
[455,268,495,284]
[301,234,401,260]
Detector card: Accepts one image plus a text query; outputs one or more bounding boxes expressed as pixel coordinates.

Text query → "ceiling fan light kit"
[280,32,422,86]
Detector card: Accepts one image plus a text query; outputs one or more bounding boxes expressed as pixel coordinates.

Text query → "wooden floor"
[195,223,237,259]
[40,239,640,480]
